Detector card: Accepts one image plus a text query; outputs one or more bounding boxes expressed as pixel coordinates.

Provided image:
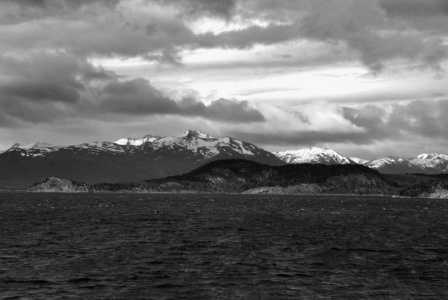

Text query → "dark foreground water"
[1,193,448,299]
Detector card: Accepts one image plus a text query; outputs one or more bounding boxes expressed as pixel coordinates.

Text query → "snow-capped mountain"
[350,157,369,165]
[274,147,355,165]
[409,153,448,173]
[274,147,448,174]
[114,135,162,146]
[9,142,54,150]
[114,130,272,160]
[364,157,419,174]
[0,130,283,187]
[364,154,448,174]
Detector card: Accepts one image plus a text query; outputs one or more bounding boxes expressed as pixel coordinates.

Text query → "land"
[28,159,448,198]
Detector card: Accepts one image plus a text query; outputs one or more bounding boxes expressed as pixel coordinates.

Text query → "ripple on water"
[1,193,448,299]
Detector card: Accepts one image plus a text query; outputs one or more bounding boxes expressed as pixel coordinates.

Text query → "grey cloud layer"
[0,53,265,126]
[98,78,264,122]
[1,0,446,70]
[1,0,448,149]
[230,99,448,147]
[379,0,448,17]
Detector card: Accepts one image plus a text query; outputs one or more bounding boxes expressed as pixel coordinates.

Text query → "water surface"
[1,193,448,299]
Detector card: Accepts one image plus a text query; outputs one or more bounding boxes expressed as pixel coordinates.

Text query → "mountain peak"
[181,130,214,139]
[275,147,353,165]
[350,157,369,165]
[415,153,448,160]
[10,143,23,149]
[8,142,53,150]
[114,134,162,146]
[142,134,162,141]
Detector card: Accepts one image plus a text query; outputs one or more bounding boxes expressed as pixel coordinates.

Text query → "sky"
[1,0,448,159]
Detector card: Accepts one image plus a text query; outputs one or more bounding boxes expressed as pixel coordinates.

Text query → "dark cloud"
[2,82,81,103]
[1,0,121,26]
[1,0,446,71]
[342,106,386,130]
[0,52,264,126]
[98,78,265,122]
[342,100,448,141]
[228,130,375,147]
[0,53,90,124]
[5,0,120,10]
[379,0,448,17]
[0,52,109,105]
[388,100,448,138]
[154,0,236,18]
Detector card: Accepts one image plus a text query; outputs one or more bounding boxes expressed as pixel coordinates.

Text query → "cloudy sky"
[1,0,448,159]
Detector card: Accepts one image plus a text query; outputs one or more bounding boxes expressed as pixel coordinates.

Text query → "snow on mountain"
[362,154,448,174]
[9,142,54,150]
[5,142,56,157]
[409,153,448,172]
[350,157,369,165]
[121,130,271,159]
[366,157,412,169]
[4,130,280,162]
[0,130,283,187]
[114,134,162,146]
[274,147,355,165]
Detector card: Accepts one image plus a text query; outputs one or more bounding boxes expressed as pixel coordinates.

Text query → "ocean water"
[1,193,448,299]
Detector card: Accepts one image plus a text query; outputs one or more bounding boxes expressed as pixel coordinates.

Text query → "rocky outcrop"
[29,177,90,192]
[425,190,448,199]
[417,183,448,199]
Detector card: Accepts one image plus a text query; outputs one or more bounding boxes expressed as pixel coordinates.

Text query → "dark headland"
[28,159,448,198]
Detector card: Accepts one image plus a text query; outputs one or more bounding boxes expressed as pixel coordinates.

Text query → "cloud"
[153,0,237,19]
[225,98,448,149]
[4,0,121,11]
[98,78,265,122]
[1,0,446,72]
[379,0,448,17]
[229,130,374,147]
[0,52,265,126]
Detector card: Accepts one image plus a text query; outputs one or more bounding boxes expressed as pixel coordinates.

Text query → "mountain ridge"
[273,148,448,174]
[0,130,283,188]
[2,130,448,190]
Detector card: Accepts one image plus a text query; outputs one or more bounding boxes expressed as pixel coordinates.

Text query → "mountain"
[8,142,54,150]
[409,153,448,173]
[350,157,369,165]
[28,159,448,198]
[274,147,355,165]
[142,159,393,194]
[0,130,284,188]
[30,159,396,195]
[274,147,448,174]
[114,135,162,146]
[365,157,421,174]
[366,155,448,174]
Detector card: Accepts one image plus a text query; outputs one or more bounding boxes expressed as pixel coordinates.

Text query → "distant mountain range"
[274,147,448,174]
[275,147,355,165]
[1,130,448,189]
[0,130,282,188]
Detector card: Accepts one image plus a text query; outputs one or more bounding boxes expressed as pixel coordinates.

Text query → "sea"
[1,192,448,299]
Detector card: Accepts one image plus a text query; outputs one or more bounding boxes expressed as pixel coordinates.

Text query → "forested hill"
[28,159,448,197]
[141,159,394,195]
